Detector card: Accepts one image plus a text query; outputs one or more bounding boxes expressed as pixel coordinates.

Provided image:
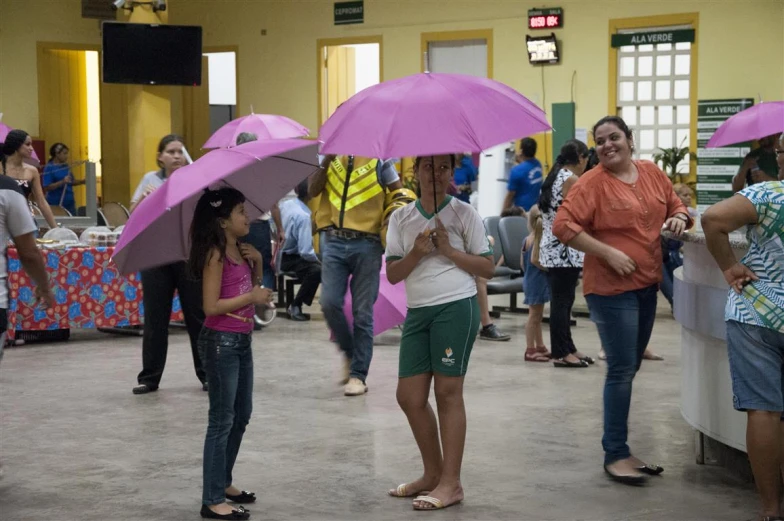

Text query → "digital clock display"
[528,7,563,30]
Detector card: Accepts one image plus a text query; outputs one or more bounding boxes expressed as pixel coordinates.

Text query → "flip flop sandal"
[413,495,461,511]
[389,484,430,498]
[636,463,664,475]
[525,350,550,362]
[226,490,256,503]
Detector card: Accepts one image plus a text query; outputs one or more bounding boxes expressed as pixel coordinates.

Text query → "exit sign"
[335,1,364,25]
[528,7,563,30]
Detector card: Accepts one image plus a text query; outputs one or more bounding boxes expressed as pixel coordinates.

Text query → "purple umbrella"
[318,72,550,158]
[0,121,41,165]
[112,139,319,274]
[336,260,407,338]
[203,113,310,149]
[706,101,784,148]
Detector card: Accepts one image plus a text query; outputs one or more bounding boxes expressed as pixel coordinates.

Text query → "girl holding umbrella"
[385,154,495,510]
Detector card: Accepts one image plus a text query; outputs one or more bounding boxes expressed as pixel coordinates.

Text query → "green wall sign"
[611,28,695,48]
[696,99,754,212]
[335,1,364,25]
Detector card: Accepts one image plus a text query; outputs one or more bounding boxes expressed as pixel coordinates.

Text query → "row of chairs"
[484,215,528,316]
[45,202,131,227]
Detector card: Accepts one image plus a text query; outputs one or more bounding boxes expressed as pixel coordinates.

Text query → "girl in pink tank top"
[189,188,274,519]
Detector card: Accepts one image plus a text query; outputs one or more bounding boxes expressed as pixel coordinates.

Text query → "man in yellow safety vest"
[309,154,402,396]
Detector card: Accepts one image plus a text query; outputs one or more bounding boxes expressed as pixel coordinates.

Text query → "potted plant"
[653,138,690,183]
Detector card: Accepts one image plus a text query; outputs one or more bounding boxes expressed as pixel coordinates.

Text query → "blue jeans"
[242,220,275,289]
[200,328,253,506]
[660,250,683,307]
[586,285,658,465]
[727,320,784,414]
[319,233,383,382]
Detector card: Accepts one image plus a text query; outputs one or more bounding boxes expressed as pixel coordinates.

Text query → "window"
[616,27,692,170]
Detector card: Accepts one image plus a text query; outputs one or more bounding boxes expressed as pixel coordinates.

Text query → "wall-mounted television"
[526,33,560,65]
[102,22,203,85]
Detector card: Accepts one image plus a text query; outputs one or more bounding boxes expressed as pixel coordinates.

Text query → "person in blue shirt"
[42,143,85,216]
[503,137,543,212]
[279,180,321,321]
[453,153,478,203]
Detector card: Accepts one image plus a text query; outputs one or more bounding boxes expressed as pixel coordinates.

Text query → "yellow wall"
[2,0,782,160]
[169,0,783,137]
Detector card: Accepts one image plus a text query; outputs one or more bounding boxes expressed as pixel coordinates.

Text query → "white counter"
[671,230,749,452]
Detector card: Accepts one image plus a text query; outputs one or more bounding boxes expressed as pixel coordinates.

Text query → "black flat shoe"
[200,504,249,520]
[226,490,256,503]
[553,358,588,368]
[132,384,158,395]
[580,356,595,365]
[636,463,664,475]
[604,465,648,486]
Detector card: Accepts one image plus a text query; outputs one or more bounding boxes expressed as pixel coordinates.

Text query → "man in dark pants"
[279,180,321,321]
[135,263,206,393]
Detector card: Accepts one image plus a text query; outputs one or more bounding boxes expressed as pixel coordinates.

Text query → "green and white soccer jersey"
[385,196,493,308]
[725,181,784,333]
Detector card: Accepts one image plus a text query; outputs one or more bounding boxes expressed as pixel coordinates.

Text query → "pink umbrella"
[338,260,407,338]
[0,122,41,165]
[112,139,319,274]
[203,113,310,149]
[318,72,550,158]
[706,101,784,148]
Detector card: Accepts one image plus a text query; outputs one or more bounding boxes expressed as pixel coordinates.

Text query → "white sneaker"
[344,377,368,396]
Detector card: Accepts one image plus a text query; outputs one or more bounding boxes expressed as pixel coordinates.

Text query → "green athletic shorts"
[398,296,480,378]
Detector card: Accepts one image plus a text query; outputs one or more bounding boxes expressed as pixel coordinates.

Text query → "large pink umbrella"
[203,113,310,149]
[338,261,407,338]
[0,122,41,164]
[706,101,784,148]
[112,139,319,274]
[318,72,550,158]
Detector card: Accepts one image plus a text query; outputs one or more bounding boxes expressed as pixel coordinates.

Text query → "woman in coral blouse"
[553,116,692,485]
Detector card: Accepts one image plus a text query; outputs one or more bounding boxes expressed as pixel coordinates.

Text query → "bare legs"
[746,410,782,519]
[477,277,492,327]
[394,373,466,509]
[525,304,545,349]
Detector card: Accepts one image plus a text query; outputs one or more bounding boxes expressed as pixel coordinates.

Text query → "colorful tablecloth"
[7,246,183,334]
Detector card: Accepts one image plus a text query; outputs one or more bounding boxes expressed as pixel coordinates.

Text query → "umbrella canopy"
[112,139,319,274]
[339,260,407,338]
[0,122,41,165]
[203,113,310,149]
[318,72,551,158]
[706,101,784,148]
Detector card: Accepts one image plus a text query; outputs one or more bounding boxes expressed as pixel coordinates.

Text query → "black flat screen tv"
[102,22,202,85]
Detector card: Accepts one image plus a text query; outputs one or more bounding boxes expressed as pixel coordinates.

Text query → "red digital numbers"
[530,16,547,28]
[529,13,562,29]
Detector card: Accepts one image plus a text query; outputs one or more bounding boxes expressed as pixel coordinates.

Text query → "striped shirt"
[725,181,784,332]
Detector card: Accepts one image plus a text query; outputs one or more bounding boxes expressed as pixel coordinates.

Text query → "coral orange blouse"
[553,160,691,296]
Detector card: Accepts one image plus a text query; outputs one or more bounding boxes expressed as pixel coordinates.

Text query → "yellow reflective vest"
[316,156,385,235]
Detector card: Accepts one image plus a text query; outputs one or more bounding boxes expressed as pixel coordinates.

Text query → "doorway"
[37,44,103,207]
[317,37,382,125]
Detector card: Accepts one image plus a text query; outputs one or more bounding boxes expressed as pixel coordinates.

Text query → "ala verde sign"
[611,29,695,48]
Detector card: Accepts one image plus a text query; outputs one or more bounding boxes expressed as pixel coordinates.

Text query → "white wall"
[205,52,237,106]
[349,44,380,94]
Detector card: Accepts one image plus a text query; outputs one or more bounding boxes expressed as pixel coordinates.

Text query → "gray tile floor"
[0,307,758,521]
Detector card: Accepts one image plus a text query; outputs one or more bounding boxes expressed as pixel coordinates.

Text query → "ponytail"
[538,139,589,213]
[530,209,545,271]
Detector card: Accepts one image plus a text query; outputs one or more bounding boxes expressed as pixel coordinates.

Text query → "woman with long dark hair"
[131,134,207,395]
[553,116,691,484]
[538,139,592,368]
[0,129,58,229]
[43,142,85,215]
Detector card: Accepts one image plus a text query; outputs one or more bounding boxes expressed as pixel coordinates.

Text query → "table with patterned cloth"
[6,246,183,337]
